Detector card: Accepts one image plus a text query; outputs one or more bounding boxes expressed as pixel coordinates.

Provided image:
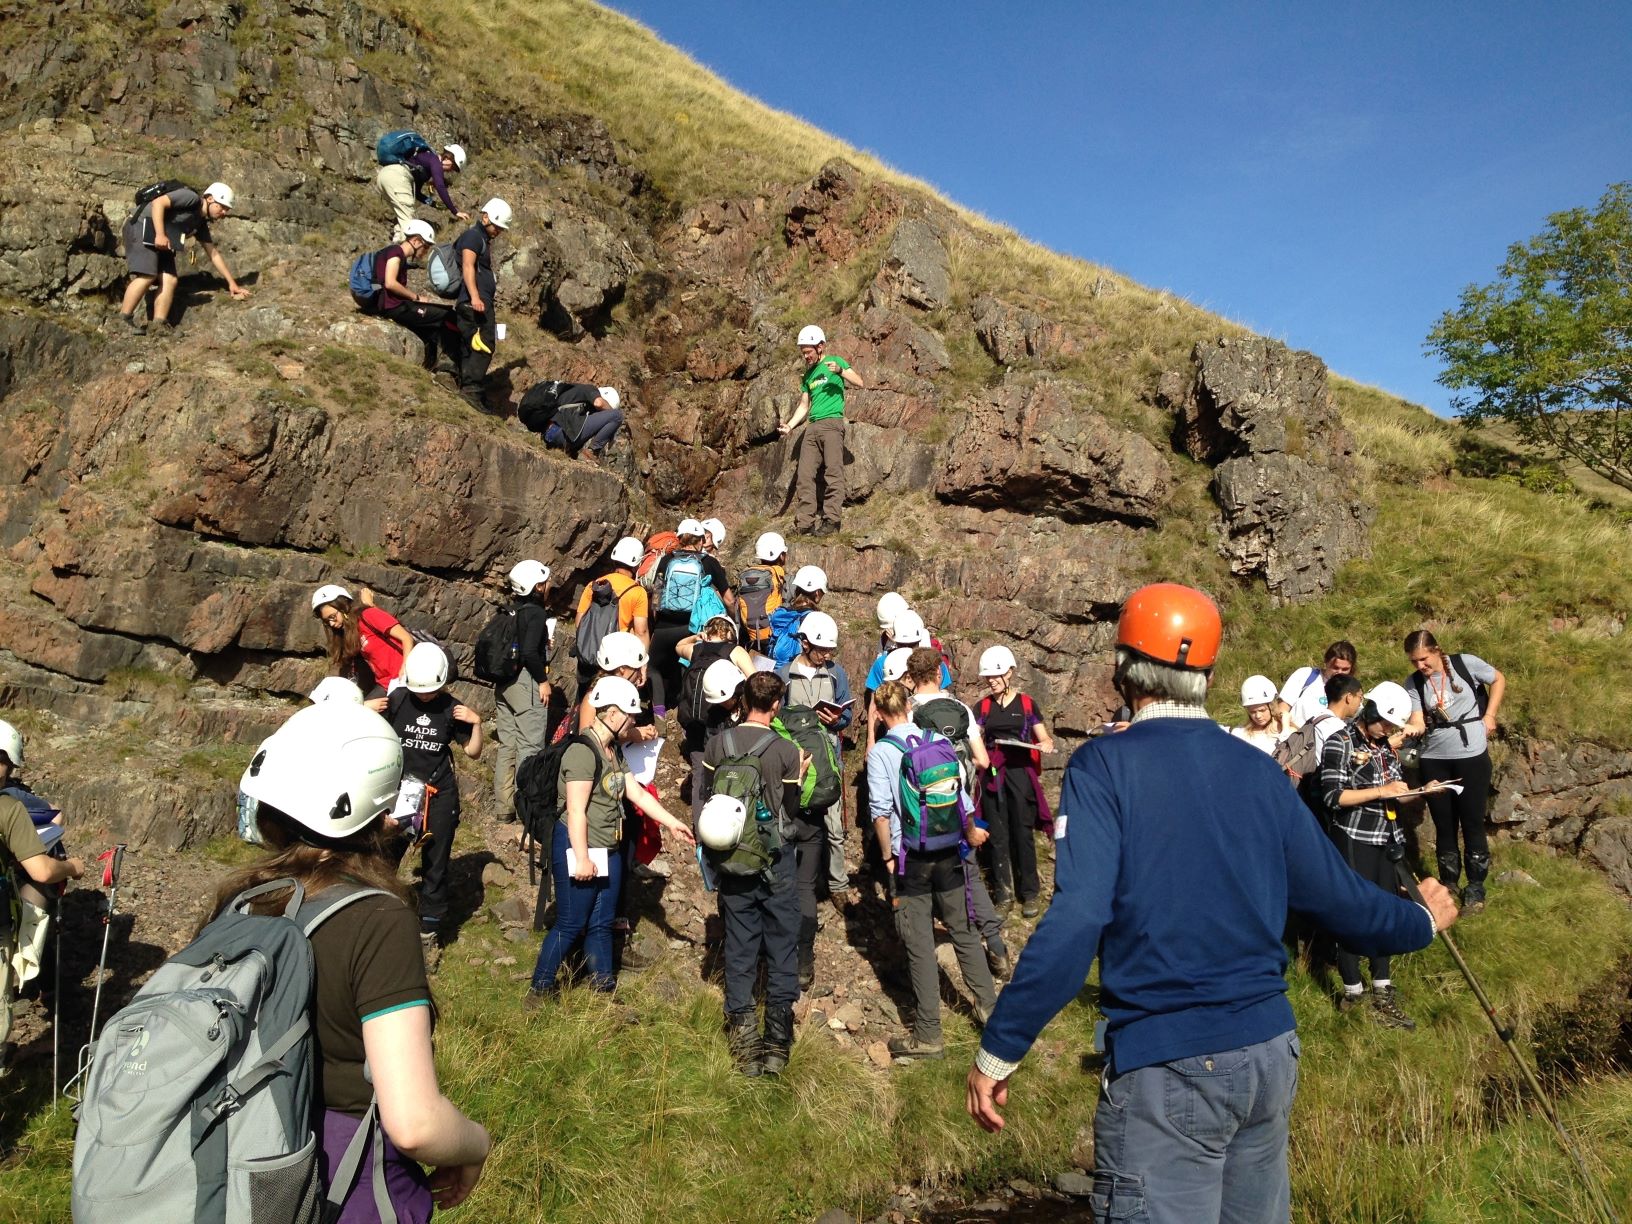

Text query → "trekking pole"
[65,844,125,1100]
[51,893,63,1104]
[1384,819,1621,1224]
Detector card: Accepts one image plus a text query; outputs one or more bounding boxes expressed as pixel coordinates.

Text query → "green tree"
[1428,182,1632,491]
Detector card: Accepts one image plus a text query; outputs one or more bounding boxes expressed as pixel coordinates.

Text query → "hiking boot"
[987,947,1013,982]
[523,987,556,1013]
[118,311,146,335]
[1020,897,1041,919]
[726,1010,764,1077]
[761,1005,794,1076]
[1371,986,1416,1031]
[798,957,815,992]
[1462,885,1487,916]
[829,887,855,912]
[1336,989,1365,1014]
[618,934,656,972]
[887,1034,945,1061]
[419,930,442,974]
[991,893,1014,919]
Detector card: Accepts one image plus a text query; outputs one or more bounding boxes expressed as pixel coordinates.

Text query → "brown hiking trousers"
[794,415,845,531]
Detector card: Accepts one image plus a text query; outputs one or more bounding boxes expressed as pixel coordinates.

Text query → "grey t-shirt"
[1406,653,1497,760]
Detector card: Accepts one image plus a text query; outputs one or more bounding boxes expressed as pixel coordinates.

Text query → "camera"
[1424,705,1451,730]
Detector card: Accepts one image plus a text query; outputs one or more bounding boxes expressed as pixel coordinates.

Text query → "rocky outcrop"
[870,218,950,312]
[937,376,1171,525]
[1160,336,1372,603]
[784,158,902,262]
[1492,743,1632,891]
[971,295,1078,365]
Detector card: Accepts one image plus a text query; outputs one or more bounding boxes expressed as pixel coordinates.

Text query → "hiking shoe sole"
[887,1039,945,1061]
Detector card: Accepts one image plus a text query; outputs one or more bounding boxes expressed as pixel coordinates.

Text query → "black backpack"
[916,695,975,787]
[514,734,601,842]
[678,640,736,732]
[132,178,190,210]
[518,381,564,434]
[473,605,522,685]
[572,578,624,665]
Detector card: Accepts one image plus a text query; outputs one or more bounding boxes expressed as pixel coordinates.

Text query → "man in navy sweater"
[966,583,1459,1224]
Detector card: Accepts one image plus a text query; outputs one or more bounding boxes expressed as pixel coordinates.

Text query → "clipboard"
[566,847,611,877]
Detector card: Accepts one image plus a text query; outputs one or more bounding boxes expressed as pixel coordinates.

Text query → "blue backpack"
[768,608,809,667]
[657,553,708,615]
[375,129,430,167]
[347,250,383,311]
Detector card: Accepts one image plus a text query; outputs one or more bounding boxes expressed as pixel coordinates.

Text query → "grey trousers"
[896,849,997,1042]
[794,416,845,531]
[493,672,548,816]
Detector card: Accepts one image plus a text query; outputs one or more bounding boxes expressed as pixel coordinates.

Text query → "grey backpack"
[71,880,396,1223]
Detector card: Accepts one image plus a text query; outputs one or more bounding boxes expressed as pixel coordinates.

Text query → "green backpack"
[774,707,842,811]
[706,726,779,877]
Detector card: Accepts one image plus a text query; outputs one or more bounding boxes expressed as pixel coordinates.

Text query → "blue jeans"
[1091,1031,1300,1224]
[529,822,624,992]
[545,408,624,454]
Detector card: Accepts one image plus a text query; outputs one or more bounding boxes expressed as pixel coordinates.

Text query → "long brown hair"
[318,595,363,675]
[1402,629,1465,694]
[203,805,412,931]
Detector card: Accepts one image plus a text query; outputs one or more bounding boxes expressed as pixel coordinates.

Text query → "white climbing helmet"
[876,591,909,633]
[702,660,746,705]
[309,677,365,705]
[756,531,787,563]
[204,182,235,210]
[610,536,644,568]
[402,642,450,694]
[482,197,512,229]
[698,794,747,852]
[311,583,352,613]
[239,702,403,839]
[443,143,467,172]
[700,517,726,548]
[791,564,827,594]
[1240,674,1278,707]
[799,610,839,648]
[1365,681,1413,729]
[403,218,436,245]
[0,719,22,767]
[508,559,550,596]
[890,609,929,646]
[587,675,642,714]
[598,386,621,411]
[596,631,648,673]
[796,324,826,347]
[979,645,1017,678]
[676,517,705,538]
[881,647,913,683]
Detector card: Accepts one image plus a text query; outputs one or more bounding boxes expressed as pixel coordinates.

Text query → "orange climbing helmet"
[1116,583,1222,670]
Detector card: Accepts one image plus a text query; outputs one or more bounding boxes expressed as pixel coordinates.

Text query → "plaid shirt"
[1129,701,1214,724]
[1320,723,1402,845]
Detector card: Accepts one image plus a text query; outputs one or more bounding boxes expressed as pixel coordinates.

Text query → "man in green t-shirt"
[779,324,865,536]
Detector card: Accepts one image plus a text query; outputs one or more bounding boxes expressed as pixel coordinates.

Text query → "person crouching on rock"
[118,181,249,334]
[311,583,415,709]
[383,643,482,973]
[523,382,626,461]
[525,678,695,1005]
[371,219,459,374]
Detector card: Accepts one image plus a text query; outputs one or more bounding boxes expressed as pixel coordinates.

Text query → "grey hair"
[1115,646,1210,707]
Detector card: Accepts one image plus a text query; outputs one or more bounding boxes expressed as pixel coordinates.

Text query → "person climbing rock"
[779,324,863,536]
[117,181,249,334]
[374,131,469,241]
[368,219,459,373]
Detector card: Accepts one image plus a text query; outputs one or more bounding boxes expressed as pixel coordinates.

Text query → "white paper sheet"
[566,847,611,877]
[622,736,665,785]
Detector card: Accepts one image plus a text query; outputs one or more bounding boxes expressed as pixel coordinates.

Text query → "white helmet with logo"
[799,610,839,648]
[443,143,467,172]
[482,197,512,229]
[311,583,352,613]
[1240,674,1278,707]
[403,642,450,693]
[979,645,1017,677]
[309,677,365,705]
[610,536,644,568]
[796,325,826,347]
[403,219,437,245]
[890,610,928,647]
[587,676,642,714]
[702,660,746,705]
[0,719,23,768]
[756,531,787,562]
[698,794,747,852]
[677,517,705,538]
[700,517,726,548]
[881,647,913,684]
[204,182,235,210]
[791,565,827,594]
[239,703,403,839]
[598,386,621,411]
[596,631,648,672]
[1365,681,1413,729]
[876,592,909,633]
[508,559,550,595]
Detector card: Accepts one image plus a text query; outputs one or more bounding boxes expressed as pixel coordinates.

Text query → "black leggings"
[649,617,691,714]
[982,768,1040,902]
[1421,752,1492,890]
[1327,830,1396,987]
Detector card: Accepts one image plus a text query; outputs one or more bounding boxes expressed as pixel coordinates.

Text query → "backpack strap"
[325,1097,393,1222]
[975,696,991,725]
[296,885,392,937]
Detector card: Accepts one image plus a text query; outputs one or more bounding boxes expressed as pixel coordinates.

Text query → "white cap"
[598,386,621,411]
[596,631,648,672]
[204,182,235,210]
[588,675,642,714]
[876,592,909,633]
[890,609,928,646]
[403,218,436,244]
[702,659,746,705]
[1240,674,1278,707]
[677,517,705,538]
[1366,681,1413,729]
[508,559,550,596]
[482,197,512,229]
[610,536,644,568]
[309,677,365,705]
[800,610,839,648]
[791,564,827,594]
[797,324,826,347]
[443,143,467,171]
[700,517,726,547]
[979,645,1017,678]
[311,583,352,612]
[698,794,747,852]
[403,642,450,693]
[0,719,22,767]
[756,531,787,562]
[881,647,913,683]
[239,703,403,839]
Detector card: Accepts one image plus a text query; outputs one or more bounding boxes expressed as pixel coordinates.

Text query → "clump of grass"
[1331,376,1456,483]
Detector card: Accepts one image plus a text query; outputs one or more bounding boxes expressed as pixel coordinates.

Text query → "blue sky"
[603,1,1630,414]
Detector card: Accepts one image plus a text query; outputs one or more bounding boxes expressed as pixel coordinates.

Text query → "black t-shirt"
[385,689,471,787]
[701,722,803,833]
[452,223,493,304]
[979,693,1044,744]
[309,892,432,1117]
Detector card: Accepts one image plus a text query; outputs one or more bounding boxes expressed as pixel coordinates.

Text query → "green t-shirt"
[0,794,46,874]
[801,355,851,422]
[560,737,628,849]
